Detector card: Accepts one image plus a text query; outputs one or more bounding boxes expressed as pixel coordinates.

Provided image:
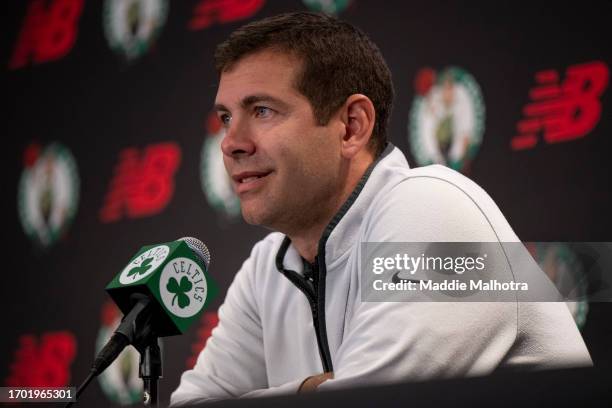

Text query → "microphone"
[68,237,217,406]
[100,236,216,370]
[107,237,213,334]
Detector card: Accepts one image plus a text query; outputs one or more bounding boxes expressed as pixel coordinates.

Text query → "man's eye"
[254,106,272,118]
[219,113,231,125]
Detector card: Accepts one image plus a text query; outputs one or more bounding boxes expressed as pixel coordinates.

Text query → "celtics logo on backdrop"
[159,257,207,318]
[96,301,142,405]
[302,0,351,14]
[200,112,241,220]
[408,67,485,173]
[18,142,80,248]
[103,0,168,61]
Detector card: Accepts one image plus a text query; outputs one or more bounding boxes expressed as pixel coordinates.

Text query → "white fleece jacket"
[171,145,592,406]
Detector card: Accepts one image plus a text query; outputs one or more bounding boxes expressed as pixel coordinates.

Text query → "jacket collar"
[276,143,410,272]
[320,143,408,268]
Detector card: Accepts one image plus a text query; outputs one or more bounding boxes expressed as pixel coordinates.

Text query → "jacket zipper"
[275,145,392,376]
[304,259,332,372]
[276,243,333,373]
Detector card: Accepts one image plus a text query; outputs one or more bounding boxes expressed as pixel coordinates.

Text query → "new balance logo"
[188,0,265,31]
[100,142,182,223]
[9,0,83,70]
[5,332,76,387]
[511,61,609,151]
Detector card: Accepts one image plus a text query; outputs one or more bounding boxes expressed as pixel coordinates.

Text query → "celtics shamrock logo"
[118,245,170,285]
[127,257,154,277]
[167,276,193,308]
[159,257,207,318]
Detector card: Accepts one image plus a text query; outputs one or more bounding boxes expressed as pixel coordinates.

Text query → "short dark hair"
[214,12,394,157]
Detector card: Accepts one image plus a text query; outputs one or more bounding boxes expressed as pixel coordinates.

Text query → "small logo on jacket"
[408,67,485,173]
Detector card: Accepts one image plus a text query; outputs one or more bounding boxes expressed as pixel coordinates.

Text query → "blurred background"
[1,0,611,406]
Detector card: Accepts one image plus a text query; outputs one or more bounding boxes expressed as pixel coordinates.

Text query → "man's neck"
[287,155,374,263]
[290,233,321,264]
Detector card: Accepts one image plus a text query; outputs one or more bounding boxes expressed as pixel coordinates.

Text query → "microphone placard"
[106,240,217,335]
[159,257,208,318]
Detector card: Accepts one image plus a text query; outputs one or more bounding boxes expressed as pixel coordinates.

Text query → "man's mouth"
[232,171,273,193]
[240,175,265,183]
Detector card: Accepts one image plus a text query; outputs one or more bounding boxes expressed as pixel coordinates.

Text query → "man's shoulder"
[393,164,490,201]
[252,231,285,250]
[386,164,506,221]
[246,232,285,263]
[364,164,519,242]
[372,148,492,206]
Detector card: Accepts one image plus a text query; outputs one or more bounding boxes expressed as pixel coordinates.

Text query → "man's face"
[214,49,345,233]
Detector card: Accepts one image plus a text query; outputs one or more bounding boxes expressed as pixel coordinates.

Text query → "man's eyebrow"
[213,103,229,113]
[213,94,289,112]
[241,94,288,109]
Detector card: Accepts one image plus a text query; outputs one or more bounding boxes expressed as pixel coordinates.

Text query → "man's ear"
[340,94,375,159]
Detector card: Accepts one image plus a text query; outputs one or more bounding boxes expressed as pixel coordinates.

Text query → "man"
[171,12,591,406]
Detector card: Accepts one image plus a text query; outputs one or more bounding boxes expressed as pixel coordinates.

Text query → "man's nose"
[220,119,256,158]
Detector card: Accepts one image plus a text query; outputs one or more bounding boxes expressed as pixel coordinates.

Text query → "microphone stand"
[126,295,162,407]
[66,294,163,407]
[138,337,162,407]
[103,294,165,407]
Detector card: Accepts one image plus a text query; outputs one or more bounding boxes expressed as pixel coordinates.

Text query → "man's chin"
[240,206,272,228]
